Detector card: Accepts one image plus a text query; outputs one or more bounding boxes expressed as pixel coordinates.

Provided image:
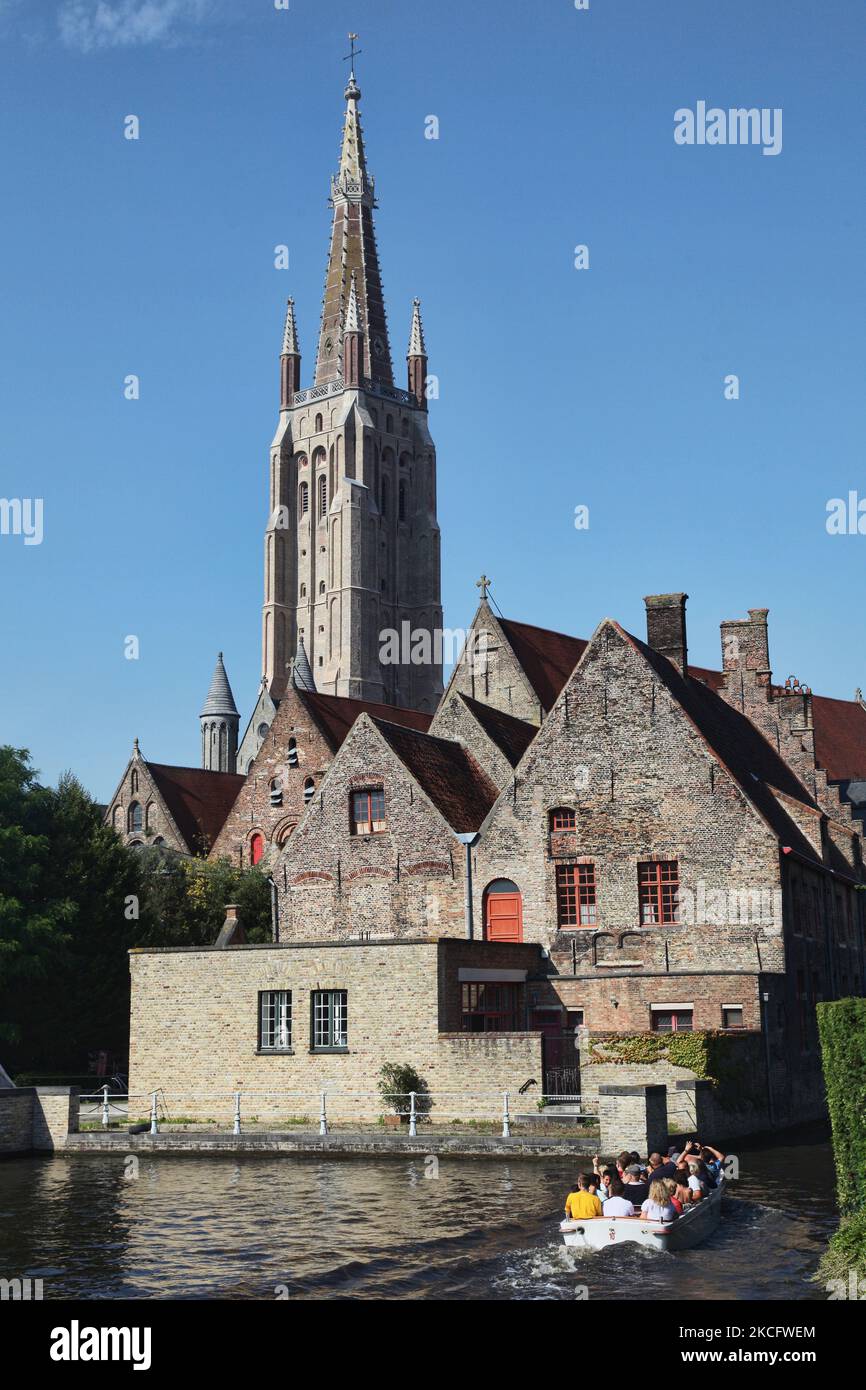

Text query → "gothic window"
[315,413,324,433]
[299,481,309,516]
[318,474,327,519]
[350,787,386,835]
[398,480,406,521]
[130,769,138,793]
[270,778,283,808]
[127,802,143,833]
[319,580,326,595]
[300,584,307,599]
[145,802,156,834]
[638,861,680,925]
[386,414,393,434]
[380,475,388,516]
[303,777,315,803]
[287,737,298,767]
[250,833,265,866]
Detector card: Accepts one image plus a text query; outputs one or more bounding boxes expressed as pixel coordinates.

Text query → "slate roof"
[146,763,245,855]
[372,719,500,833]
[457,693,538,767]
[200,653,239,717]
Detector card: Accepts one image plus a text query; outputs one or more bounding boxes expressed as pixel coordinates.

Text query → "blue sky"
[1,0,864,801]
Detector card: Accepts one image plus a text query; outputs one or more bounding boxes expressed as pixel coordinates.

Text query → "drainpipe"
[759,985,775,1128]
[456,833,480,939]
[267,875,279,943]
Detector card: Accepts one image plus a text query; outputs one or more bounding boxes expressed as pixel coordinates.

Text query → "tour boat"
[560,1178,724,1253]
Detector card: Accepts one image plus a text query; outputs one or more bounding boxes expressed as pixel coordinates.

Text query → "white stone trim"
[650,1002,694,1011]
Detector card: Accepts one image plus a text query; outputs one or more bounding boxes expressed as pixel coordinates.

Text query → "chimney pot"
[644,592,689,674]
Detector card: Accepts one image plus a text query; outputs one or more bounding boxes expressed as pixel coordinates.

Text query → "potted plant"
[377,1062,433,1127]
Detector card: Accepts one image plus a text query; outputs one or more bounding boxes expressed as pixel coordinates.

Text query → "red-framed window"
[555,863,597,927]
[250,833,264,866]
[461,982,521,1033]
[549,807,576,832]
[350,787,387,835]
[638,860,679,924]
[651,1009,693,1033]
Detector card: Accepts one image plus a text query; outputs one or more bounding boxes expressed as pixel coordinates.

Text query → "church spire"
[279,297,301,408]
[290,637,316,693]
[407,298,428,409]
[314,61,393,389]
[200,653,239,773]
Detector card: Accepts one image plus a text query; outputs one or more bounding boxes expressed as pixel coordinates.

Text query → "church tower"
[260,62,443,712]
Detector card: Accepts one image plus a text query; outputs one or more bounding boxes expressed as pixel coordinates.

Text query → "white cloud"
[57,0,216,53]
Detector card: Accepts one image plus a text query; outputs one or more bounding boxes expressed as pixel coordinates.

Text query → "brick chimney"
[215,903,246,949]
[644,593,688,674]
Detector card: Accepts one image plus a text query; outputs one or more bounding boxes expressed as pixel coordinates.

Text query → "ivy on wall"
[817,998,866,1216]
[586,1031,762,1109]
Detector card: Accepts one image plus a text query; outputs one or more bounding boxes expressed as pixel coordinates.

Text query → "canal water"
[0,1127,836,1300]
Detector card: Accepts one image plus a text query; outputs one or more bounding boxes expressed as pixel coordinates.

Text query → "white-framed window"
[312,990,348,1051]
[722,1004,744,1029]
[259,990,292,1051]
[650,1003,693,1033]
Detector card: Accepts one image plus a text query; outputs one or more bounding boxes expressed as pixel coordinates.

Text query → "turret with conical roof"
[407,298,428,409]
[200,652,240,773]
[280,297,301,408]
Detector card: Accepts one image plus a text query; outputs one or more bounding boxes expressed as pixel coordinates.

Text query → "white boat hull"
[561,1179,724,1252]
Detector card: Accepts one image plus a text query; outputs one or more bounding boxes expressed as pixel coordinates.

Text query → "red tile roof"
[499,614,866,787]
[457,693,538,767]
[496,617,587,712]
[146,763,245,855]
[299,691,432,752]
[372,720,499,833]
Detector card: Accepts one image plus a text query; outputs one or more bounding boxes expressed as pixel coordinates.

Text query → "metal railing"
[77,1087,597,1139]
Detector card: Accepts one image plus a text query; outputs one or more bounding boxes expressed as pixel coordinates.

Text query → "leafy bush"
[377,1063,432,1122]
[817,998,866,1215]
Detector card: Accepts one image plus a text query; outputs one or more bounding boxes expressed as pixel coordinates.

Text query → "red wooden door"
[485,883,523,942]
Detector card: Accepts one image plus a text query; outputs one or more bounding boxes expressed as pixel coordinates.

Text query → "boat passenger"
[700,1143,726,1183]
[602,1178,635,1218]
[687,1162,708,1197]
[673,1167,698,1206]
[621,1164,649,1206]
[640,1180,678,1223]
[664,1178,683,1215]
[647,1151,678,1183]
[564,1174,603,1220]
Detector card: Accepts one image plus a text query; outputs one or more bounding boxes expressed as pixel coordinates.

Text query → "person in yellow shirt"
[564,1174,603,1219]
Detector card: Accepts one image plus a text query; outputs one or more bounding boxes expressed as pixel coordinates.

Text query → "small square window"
[351,787,387,834]
[722,1006,744,1029]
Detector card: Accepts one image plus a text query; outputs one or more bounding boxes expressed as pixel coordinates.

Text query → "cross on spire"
[477,574,492,601]
[344,31,362,78]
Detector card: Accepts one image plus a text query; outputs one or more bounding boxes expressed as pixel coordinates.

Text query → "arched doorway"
[484,879,523,942]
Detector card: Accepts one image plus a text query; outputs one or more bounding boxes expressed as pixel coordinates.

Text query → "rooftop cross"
[344,31,362,79]
[477,574,492,601]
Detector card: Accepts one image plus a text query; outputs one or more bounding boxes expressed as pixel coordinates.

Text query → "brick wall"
[128,939,544,1122]
[272,716,467,942]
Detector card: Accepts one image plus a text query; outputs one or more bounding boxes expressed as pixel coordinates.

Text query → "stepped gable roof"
[457,693,538,767]
[496,616,588,712]
[620,629,824,862]
[146,764,245,854]
[299,691,432,754]
[372,720,499,833]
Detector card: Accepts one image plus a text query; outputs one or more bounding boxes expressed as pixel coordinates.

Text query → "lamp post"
[456,832,480,939]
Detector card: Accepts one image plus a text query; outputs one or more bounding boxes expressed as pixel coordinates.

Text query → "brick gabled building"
[208,673,434,870]
[105,741,244,857]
